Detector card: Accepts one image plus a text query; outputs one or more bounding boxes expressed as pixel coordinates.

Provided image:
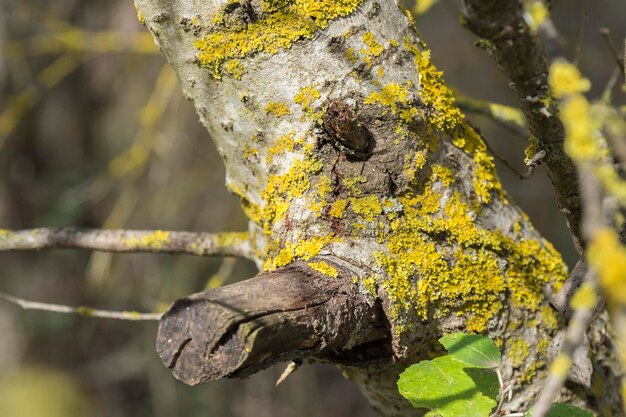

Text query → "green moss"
[196,0,364,78]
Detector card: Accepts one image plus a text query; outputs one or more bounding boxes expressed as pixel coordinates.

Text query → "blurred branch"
[462,0,584,252]
[1,30,157,59]
[86,64,178,285]
[531,274,598,417]
[598,28,626,80]
[0,291,162,320]
[454,93,529,139]
[0,228,254,260]
[0,54,81,147]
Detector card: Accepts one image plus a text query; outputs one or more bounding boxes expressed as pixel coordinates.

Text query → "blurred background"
[0,1,623,416]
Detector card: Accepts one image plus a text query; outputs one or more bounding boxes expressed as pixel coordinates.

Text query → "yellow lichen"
[266,234,336,270]
[588,228,626,305]
[364,83,417,123]
[360,32,384,66]
[243,144,259,159]
[346,47,358,63]
[264,101,291,117]
[349,195,383,221]
[125,230,170,249]
[134,4,145,25]
[570,282,598,311]
[329,199,349,218]
[525,0,548,32]
[266,131,296,163]
[294,86,321,112]
[549,61,591,99]
[307,261,339,278]
[488,102,526,129]
[196,0,364,78]
[214,232,249,249]
[540,305,558,330]
[508,338,530,368]
[561,95,597,161]
[371,173,565,335]
[361,276,378,297]
[549,353,572,379]
[224,59,247,80]
[405,37,463,131]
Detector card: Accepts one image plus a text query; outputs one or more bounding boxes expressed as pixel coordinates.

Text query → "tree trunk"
[134,1,622,415]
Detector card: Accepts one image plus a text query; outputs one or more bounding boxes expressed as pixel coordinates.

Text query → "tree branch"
[0,291,161,321]
[0,228,254,260]
[462,0,584,251]
[156,261,390,385]
[454,92,529,139]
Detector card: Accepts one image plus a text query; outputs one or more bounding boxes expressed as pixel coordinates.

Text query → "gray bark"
[134,1,621,415]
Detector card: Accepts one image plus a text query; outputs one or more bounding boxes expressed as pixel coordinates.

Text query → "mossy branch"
[0,228,254,260]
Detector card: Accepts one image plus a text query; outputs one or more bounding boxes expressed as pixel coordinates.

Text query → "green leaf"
[525,403,593,417]
[439,333,501,369]
[398,355,498,417]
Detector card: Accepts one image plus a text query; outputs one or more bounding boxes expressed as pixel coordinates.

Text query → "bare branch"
[0,228,254,260]
[156,261,389,385]
[454,93,529,139]
[551,259,587,319]
[0,291,162,321]
[598,28,626,78]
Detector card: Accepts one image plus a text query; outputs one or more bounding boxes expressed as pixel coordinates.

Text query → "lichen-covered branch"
[133,0,596,414]
[462,0,584,251]
[0,228,254,260]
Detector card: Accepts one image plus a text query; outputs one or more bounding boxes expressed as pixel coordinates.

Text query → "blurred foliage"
[0,0,624,416]
[0,367,92,417]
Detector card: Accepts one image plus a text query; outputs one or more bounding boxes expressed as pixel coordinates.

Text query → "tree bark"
[133,0,621,415]
[157,260,390,384]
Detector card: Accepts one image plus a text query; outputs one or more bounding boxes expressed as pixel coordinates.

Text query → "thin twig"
[454,93,529,140]
[275,359,303,386]
[599,28,626,78]
[573,10,588,66]
[0,228,254,260]
[0,291,162,321]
